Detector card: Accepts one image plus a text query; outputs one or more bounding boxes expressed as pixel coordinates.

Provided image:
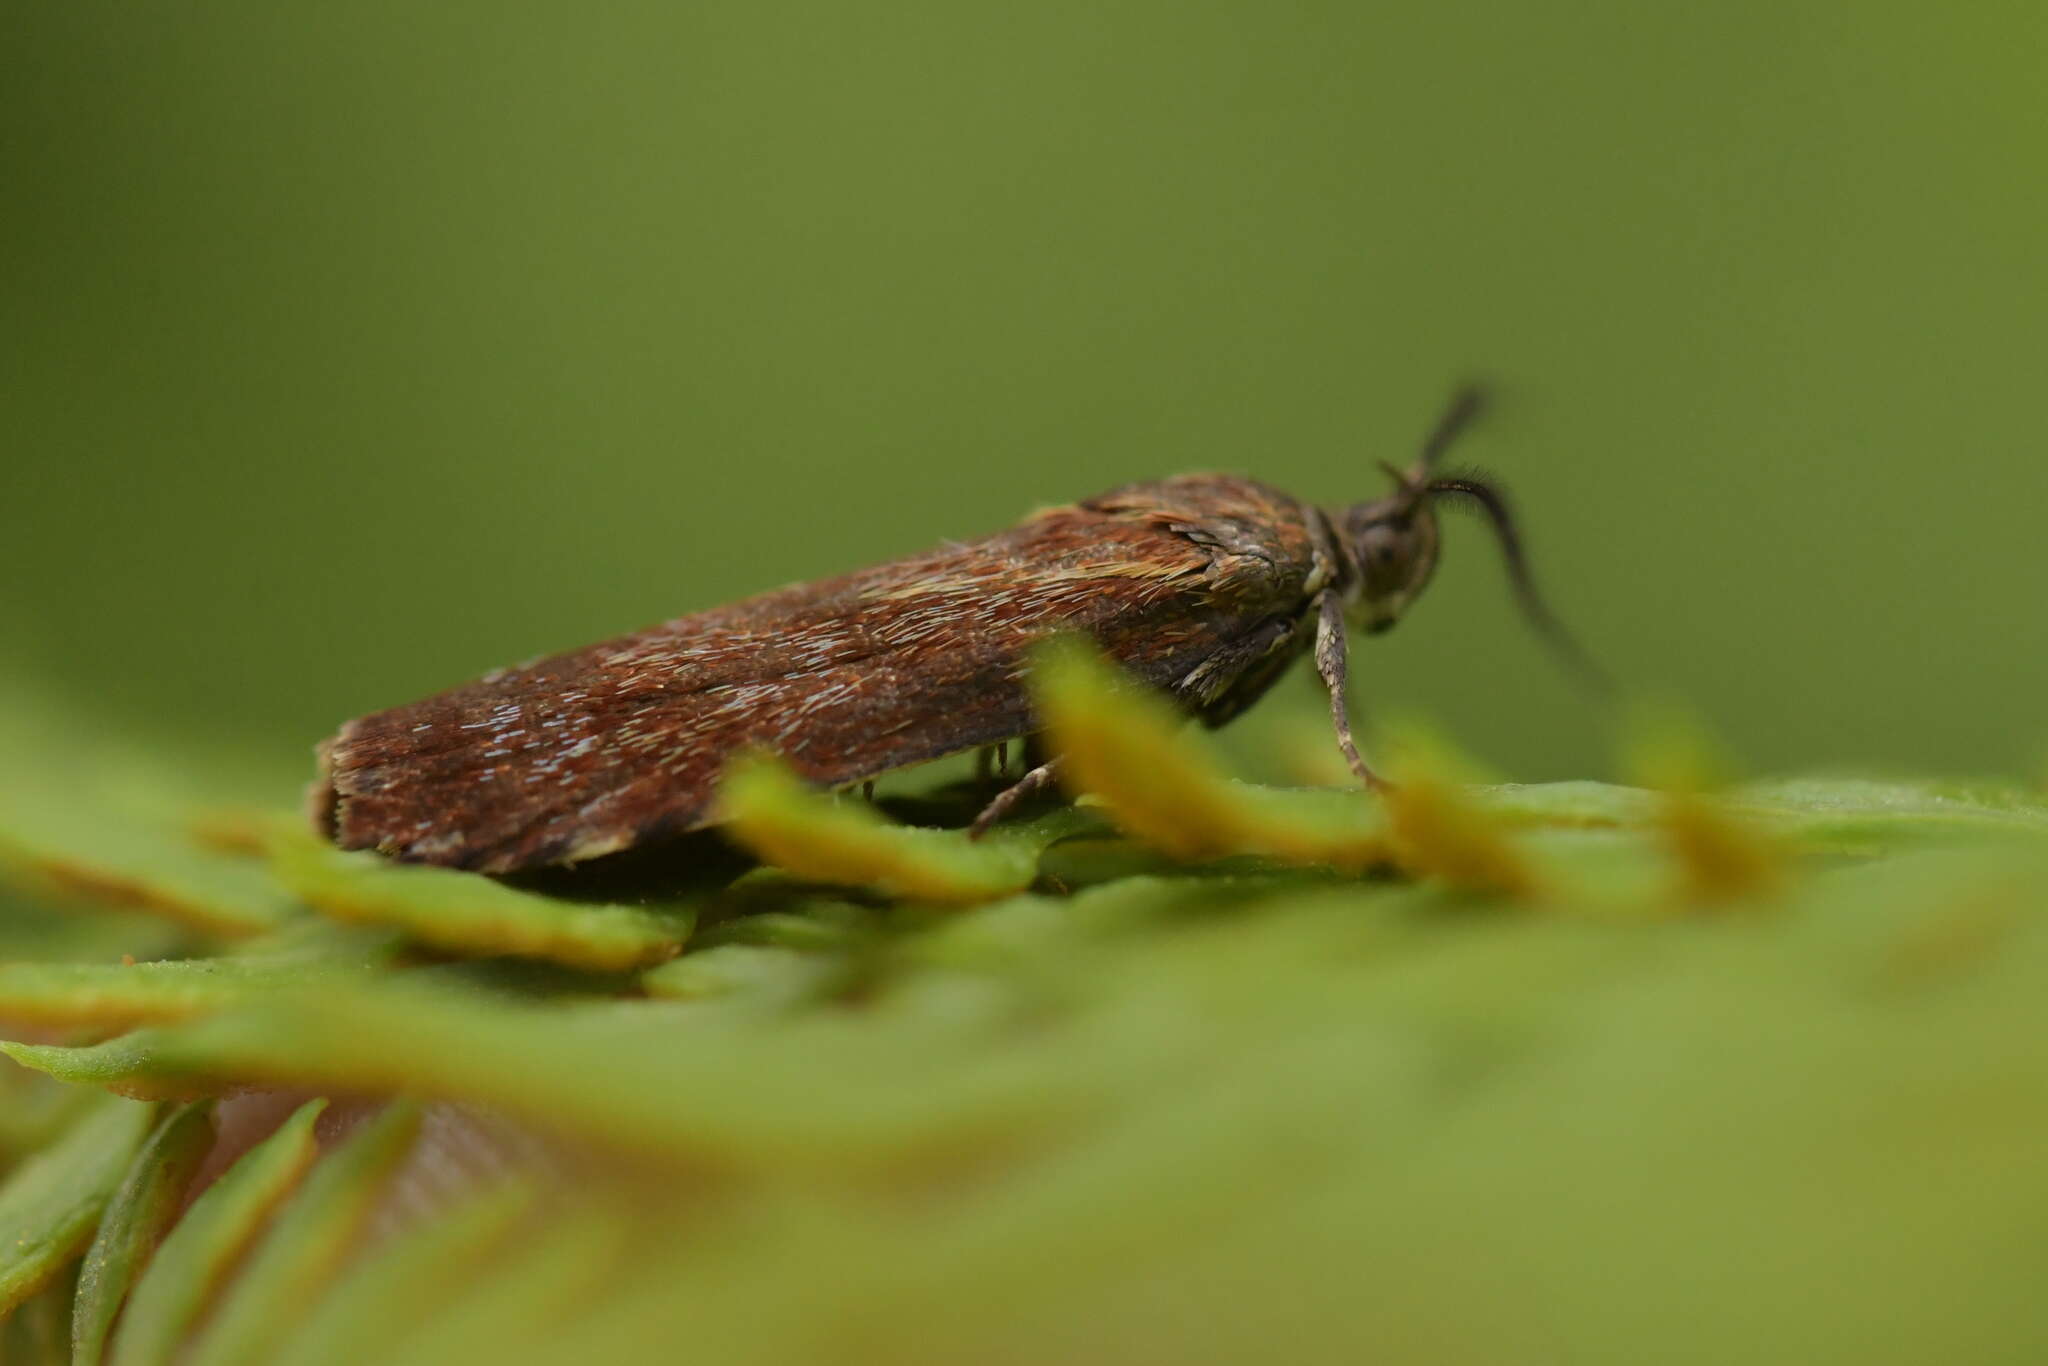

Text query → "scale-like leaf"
[640,944,838,1005]
[1031,639,1392,871]
[0,957,376,1040]
[720,753,1068,904]
[0,1035,183,1101]
[1380,769,1541,897]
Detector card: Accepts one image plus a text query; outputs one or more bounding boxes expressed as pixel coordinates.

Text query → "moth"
[314,388,1598,873]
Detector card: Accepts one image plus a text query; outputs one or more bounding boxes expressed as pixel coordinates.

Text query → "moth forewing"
[316,475,1332,873]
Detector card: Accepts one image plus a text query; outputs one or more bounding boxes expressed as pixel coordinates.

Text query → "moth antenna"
[1425,472,1613,695]
[1417,384,1489,473]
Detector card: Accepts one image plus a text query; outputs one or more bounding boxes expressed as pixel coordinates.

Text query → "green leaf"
[720,752,1072,904]
[269,828,693,971]
[1731,776,2048,850]
[107,1098,325,1366]
[184,1102,422,1366]
[0,1095,157,1314]
[1468,780,1664,828]
[0,1035,182,1100]
[0,956,379,1040]
[70,1102,216,1366]
[693,892,876,951]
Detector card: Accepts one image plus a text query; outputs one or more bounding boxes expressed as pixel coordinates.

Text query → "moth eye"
[1359,526,1405,571]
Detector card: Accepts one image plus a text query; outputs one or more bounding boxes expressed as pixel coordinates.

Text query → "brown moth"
[314,388,1598,873]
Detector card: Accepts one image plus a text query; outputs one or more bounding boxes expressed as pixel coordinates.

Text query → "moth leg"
[974,742,1012,782]
[862,780,877,802]
[1315,590,1391,792]
[967,758,1062,838]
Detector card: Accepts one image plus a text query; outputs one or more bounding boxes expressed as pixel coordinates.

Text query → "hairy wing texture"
[317,476,1320,871]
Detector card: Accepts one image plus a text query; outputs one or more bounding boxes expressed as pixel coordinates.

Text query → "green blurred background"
[7,0,2045,784]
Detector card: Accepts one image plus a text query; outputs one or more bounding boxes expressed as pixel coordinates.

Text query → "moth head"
[1337,386,1609,690]
[1340,475,1442,635]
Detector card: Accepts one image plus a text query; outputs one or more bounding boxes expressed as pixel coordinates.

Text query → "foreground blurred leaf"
[11,650,2048,1366]
[5,1266,74,1365]
[1657,788,1788,903]
[0,980,1102,1176]
[70,1102,215,1366]
[185,1102,422,1366]
[0,1059,102,1166]
[266,1183,538,1366]
[107,1099,325,1366]
[1381,768,1541,897]
[1031,639,1391,871]
[269,829,693,971]
[0,689,295,940]
[376,1205,633,1366]
[0,1095,156,1314]
[432,846,2048,1366]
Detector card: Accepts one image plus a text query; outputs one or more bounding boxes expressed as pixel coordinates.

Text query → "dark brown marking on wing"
[318,475,1322,872]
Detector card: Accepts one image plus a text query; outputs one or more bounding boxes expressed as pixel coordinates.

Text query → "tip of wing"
[307,735,343,842]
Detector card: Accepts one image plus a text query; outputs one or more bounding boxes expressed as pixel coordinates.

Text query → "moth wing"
[319,476,1322,872]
